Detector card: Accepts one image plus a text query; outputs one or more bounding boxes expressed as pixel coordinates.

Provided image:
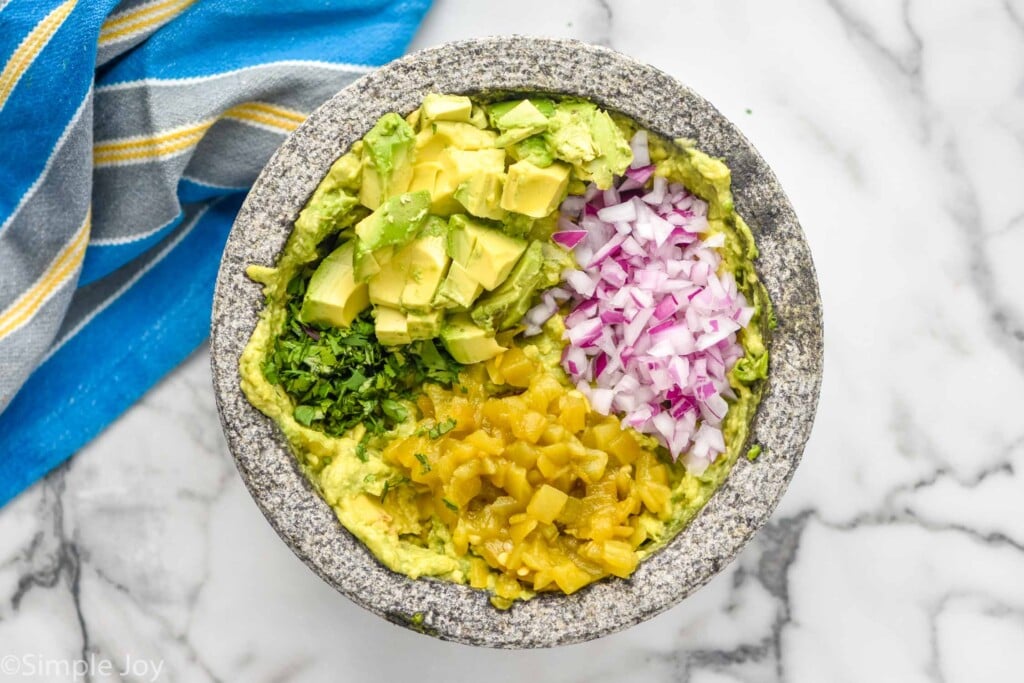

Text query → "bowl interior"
[210,36,823,648]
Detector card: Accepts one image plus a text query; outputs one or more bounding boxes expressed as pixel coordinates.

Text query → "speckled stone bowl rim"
[210,36,823,649]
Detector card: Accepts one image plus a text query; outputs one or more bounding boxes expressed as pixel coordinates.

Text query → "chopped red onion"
[552,230,588,249]
[556,163,756,467]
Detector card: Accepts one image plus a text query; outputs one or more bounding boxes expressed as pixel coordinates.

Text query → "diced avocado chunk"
[487,99,556,127]
[421,94,473,123]
[440,314,506,364]
[544,102,599,166]
[360,113,415,209]
[404,107,421,130]
[354,190,431,272]
[446,215,528,290]
[493,100,550,147]
[467,105,488,129]
[500,160,570,218]
[446,215,480,265]
[471,241,573,331]
[471,240,544,331]
[433,148,506,216]
[321,145,363,192]
[353,245,393,281]
[401,234,450,310]
[430,121,498,150]
[418,215,449,237]
[466,231,527,290]
[368,244,410,308]
[413,121,497,167]
[409,161,443,195]
[454,164,506,221]
[583,109,633,189]
[374,306,411,346]
[509,135,554,168]
[300,242,370,328]
[407,309,445,340]
[433,261,484,310]
[543,101,631,190]
[293,147,361,244]
[414,129,446,165]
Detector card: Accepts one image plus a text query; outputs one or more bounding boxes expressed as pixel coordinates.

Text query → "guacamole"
[240,94,771,607]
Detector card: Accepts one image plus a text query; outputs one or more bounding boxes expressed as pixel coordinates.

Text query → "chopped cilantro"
[380,475,410,502]
[442,498,458,512]
[293,405,319,426]
[381,399,409,423]
[414,453,431,474]
[355,432,371,462]
[747,444,763,461]
[262,270,463,439]
[428,418,457,440]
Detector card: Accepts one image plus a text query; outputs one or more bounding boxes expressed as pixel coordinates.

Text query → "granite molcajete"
[210,37,823,648]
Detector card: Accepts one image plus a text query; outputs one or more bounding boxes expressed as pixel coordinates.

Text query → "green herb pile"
[262,270,463,438]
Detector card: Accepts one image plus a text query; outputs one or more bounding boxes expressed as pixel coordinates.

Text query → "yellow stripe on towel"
[0,0,77,111]
[93,102,307,166]
[223,102,307,132]
[99,0,195,46]
[0,209,91,341]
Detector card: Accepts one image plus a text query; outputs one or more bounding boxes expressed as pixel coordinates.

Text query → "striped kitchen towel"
[0,0,432,506]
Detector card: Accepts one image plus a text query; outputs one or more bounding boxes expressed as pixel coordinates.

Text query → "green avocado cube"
[300,242,370,328]
[355,190,431,265]
[374,306,411,346]
[582,110,633,189]
[509,135,554,168]
[494,100,550,147]
[440,314,506,364]
[407,309,445,340]
[421,94,473,123]
[401,234,450,311]
[445,215,527,290]
[467,105,489,129]
[433,261,484,310]
[359,113,416,210]
[430,121,498,151]
[432,148,506,216]
[471,241,544,331]
[500,160,570,219]
[454,171,506,221]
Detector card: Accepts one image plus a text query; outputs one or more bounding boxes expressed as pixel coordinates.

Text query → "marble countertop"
[3,0,1022,681]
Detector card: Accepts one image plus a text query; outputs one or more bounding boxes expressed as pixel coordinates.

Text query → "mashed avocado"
[240,94,771,607]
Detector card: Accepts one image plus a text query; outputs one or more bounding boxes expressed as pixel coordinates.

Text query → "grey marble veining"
[1,0,1023,679]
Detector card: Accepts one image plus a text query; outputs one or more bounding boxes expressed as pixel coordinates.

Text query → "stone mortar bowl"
[210,36,823,648]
